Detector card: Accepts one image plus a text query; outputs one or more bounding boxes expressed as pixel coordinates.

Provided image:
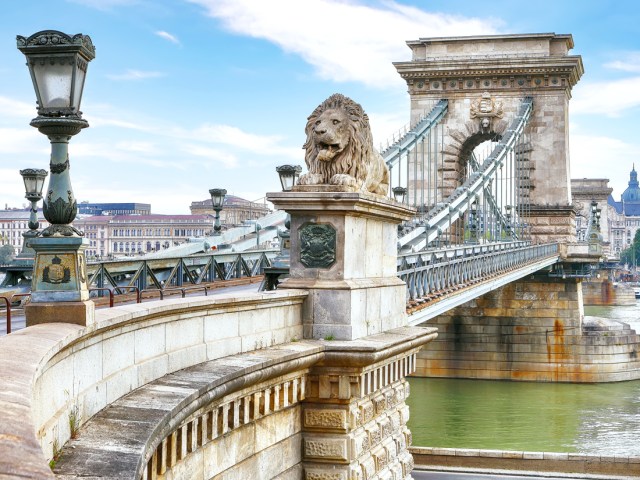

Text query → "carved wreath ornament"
[470,92,504,131]
[299,224,336,268]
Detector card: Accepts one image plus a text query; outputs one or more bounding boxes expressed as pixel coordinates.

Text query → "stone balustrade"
[0,289,307,478]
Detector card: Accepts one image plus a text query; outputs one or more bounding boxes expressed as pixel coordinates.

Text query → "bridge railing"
[398,241,559,304]
[87,249,277,297]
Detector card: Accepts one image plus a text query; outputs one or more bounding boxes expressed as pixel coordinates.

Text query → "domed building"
[608,165,640,258]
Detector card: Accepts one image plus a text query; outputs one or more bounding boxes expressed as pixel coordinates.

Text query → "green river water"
[406,303,640,455]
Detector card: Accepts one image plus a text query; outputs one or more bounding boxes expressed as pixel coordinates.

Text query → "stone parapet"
[411,446,640,478]
[0,289,307,478]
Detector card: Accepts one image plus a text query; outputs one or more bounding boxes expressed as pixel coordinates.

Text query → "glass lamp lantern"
[209,188,227,210]
[16,30,95,117]
[276,165,302,192]
[20,168,48,234]
[392,186,407,204]
[20,168,48,200]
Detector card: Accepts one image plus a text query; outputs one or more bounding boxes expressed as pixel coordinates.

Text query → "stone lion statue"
[298,93,390,196]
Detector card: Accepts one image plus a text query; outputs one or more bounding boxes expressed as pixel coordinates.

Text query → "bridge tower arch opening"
[394,33,584,244]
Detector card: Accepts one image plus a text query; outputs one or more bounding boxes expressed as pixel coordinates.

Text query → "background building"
[74,214,214,259]
[0,209,49,251]
[608,166,640,260]
[78,202,151,216]
[190,195,270,226]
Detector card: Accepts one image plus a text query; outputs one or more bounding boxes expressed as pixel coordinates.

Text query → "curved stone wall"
[0,289,307,478]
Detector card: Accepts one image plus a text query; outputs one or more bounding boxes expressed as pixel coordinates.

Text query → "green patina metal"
[299,223,336,268]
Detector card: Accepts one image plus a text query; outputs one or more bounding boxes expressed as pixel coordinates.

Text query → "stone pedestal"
[25,236,95,326]
[267,188,416,340]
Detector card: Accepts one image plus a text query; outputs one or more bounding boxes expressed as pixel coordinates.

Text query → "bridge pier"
[416,275,640,382]
[269,187,437,479]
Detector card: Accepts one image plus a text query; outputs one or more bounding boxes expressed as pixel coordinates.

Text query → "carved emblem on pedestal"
[470,92,504,132]
[43,255,71,284]
[300,224,336,268]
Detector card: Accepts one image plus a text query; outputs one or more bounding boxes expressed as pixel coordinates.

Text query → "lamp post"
[588,200,603,256]
[467,199,479,245]
[209,188,227,235]
[261,165,302,290]
[504,204,512,240]
[17,30,96,326]
[18,168,47,256]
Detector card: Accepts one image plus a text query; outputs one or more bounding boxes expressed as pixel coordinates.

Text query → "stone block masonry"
[415,276,640,382]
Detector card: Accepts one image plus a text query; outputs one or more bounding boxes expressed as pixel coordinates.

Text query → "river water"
[407,303,640,455]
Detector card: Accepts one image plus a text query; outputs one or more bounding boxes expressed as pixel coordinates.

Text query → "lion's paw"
[330,174,358,188]
[298,172,324,186]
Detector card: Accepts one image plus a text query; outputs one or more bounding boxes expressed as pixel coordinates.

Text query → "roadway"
[0,281,262,336]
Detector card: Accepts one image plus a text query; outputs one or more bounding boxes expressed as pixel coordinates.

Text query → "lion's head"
[299,93,389,196]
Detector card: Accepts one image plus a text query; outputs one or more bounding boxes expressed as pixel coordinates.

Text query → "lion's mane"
[301,93,389,196]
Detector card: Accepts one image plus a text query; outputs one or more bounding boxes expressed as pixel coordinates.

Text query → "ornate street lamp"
[209,188,227,235]
[17,30,95,325]
[18,168,47,257]
[20,168,48,233]
[17,30,95,237]
[504,204,513,240]
[467,199,479,245]
[262,165,303,290]
[392,186,407,204]
[276,165,302,192]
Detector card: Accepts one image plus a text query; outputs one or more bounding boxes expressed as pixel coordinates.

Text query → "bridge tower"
[394,33,584,244]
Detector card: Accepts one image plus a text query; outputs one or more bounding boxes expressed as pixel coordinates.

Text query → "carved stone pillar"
[268,186,438,479]
[302,329,436,480]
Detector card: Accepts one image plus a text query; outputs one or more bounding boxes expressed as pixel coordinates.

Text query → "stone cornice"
[394,55,583,92]
[406,32,573,49]
[267,189,416,223]
[572,188,613,197]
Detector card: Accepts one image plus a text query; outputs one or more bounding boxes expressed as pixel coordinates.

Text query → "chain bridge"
[6,33,638,480]
[64,35,591,331]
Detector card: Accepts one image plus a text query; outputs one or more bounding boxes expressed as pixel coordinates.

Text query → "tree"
[0,244,15,265]
[620,229,640,267]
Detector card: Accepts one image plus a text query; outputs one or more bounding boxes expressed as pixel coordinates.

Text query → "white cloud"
[0,96,37,119]
[182,144,238,168]
[192,124,302,159]
[106,70,166,81]
[604,52,640,73]
[0,128,45,154]
[155,30,180,44]
[571,77,640,117]
[188,0,500,88]
[570,132,640,196]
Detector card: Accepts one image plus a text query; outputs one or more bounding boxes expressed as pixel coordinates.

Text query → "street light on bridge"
[18,168,48,256]
[276,165,302,192]
[209,188,227,235]
[16,30,96,326]
[392,186,407,204]
[261,164,303,290]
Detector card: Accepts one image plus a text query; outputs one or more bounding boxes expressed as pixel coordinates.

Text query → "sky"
[1,0,640,214]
